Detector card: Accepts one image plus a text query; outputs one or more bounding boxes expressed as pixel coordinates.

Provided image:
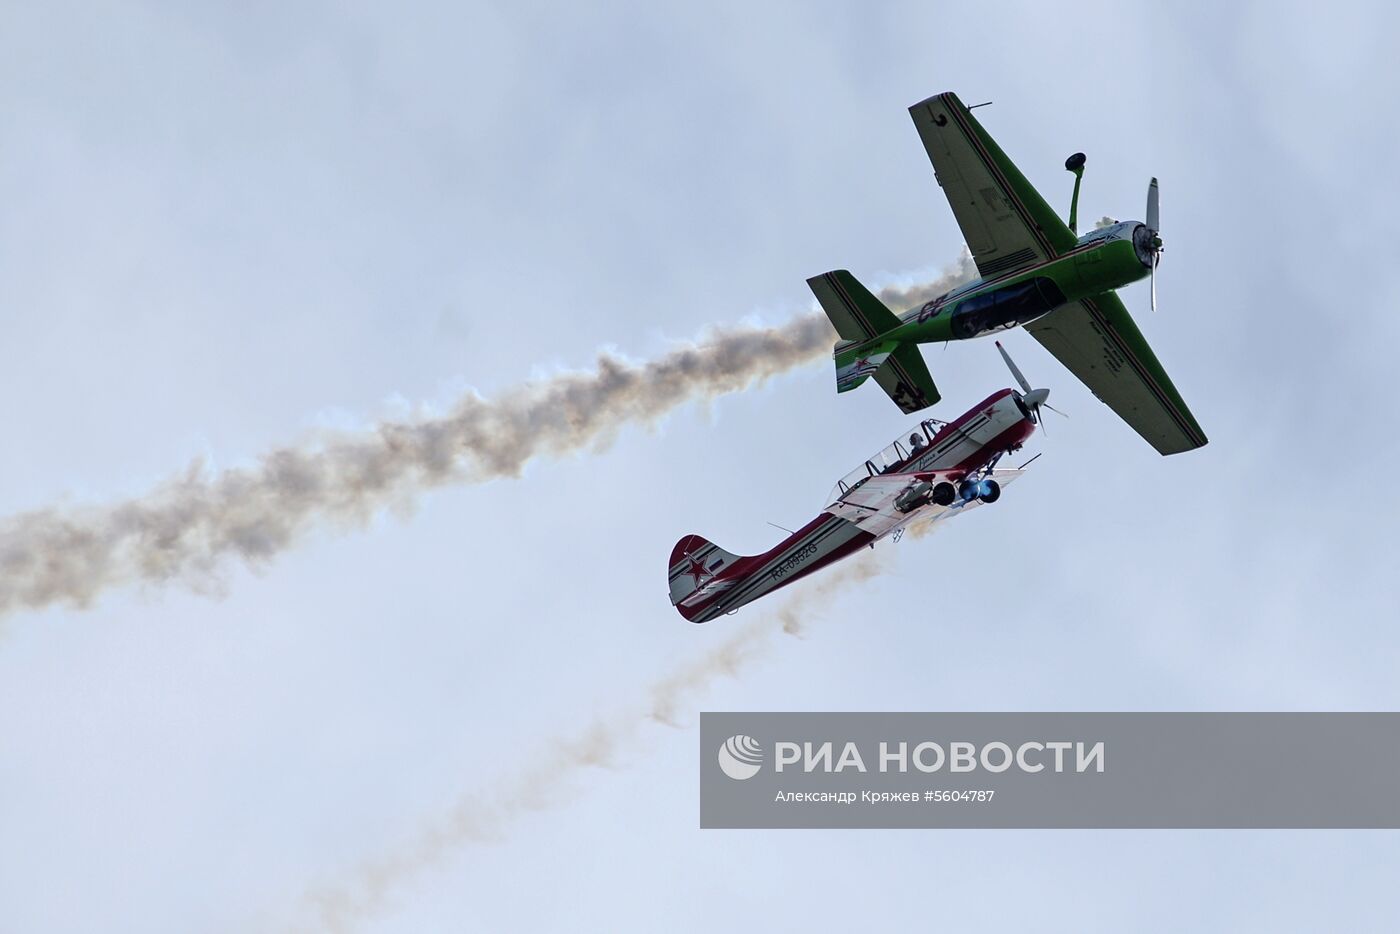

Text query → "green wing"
[909,92,1077,277]
[1025,291,1208,455]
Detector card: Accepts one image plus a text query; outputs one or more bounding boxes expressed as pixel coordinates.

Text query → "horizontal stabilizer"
[807,270,901,341]
[874,342,941,414]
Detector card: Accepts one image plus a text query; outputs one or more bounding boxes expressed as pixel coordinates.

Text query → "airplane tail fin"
[809,270,940,413]
[668,517,876,623]
[668,534,743,621]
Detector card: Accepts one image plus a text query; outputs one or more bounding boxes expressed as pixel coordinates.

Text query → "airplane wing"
[1025,291,1208,454]
[828,467,1027,541]
[911,468,1026,531]
[909,92,1077,278]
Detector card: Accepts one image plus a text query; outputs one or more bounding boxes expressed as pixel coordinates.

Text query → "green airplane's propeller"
[1146,177,1162,312]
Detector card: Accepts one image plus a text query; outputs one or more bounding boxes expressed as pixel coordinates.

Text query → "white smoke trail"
[290,550,889,934]
[0,254,975,621]
[283,462,962,931]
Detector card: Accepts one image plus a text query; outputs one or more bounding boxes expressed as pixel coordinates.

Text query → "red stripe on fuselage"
[929,389,1015,445]
[674,390,1036,623]
[683,523,876,624]
[675,514,872,623]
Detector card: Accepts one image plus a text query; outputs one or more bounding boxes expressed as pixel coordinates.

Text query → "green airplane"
[808,91,1206,455]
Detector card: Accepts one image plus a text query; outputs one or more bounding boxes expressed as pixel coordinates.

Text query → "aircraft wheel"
[930,482,956,506]
[978,479,1001,504]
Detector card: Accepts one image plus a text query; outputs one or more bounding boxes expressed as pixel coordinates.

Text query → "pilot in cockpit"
[908,432,928,457]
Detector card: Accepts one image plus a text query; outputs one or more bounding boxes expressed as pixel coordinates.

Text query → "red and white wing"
[911,468,1026,530]
[828,468,1027,541]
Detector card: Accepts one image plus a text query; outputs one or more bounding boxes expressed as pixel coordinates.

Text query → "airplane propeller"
[1145,177,1163,312]
[995,340,1066,433]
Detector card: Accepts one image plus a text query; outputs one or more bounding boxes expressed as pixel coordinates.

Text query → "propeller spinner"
[996,340,1065,433]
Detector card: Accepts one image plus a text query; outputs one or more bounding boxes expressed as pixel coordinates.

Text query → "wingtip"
[910,90,960,112]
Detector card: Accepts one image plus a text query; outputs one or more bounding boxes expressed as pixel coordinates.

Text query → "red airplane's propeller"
[996,340,1066,434]
[1146,177,1162,312]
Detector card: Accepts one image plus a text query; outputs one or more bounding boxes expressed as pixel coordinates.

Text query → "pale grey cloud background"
[1,1,1398,932]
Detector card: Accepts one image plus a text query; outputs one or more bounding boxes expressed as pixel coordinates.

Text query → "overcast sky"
[2,2,1399,932]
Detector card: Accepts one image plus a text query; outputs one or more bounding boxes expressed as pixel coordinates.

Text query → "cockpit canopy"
[827,418,946,504]
[949,276,1066,340]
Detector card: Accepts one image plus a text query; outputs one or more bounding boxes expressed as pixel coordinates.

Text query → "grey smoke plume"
[292,550,888,934]
[877,250,978,309]
[0,253,975,620]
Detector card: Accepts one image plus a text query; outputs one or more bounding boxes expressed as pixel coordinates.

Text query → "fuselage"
[847,221,1153,355]
[668,388,1036,622]
[870,387,1036,483]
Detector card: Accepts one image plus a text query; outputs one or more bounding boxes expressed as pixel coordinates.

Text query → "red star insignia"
[687,553,712,583]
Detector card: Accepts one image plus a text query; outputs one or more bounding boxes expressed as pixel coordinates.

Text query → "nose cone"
[1132,223,1162,268]
[1022,388,1050,409]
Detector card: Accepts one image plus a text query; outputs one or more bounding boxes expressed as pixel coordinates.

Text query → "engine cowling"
[958,477,1001,504]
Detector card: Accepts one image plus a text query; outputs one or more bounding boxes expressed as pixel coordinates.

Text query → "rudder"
[668,534,742,619]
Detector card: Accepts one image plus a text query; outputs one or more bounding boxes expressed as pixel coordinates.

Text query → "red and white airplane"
[668,343,1054,623]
